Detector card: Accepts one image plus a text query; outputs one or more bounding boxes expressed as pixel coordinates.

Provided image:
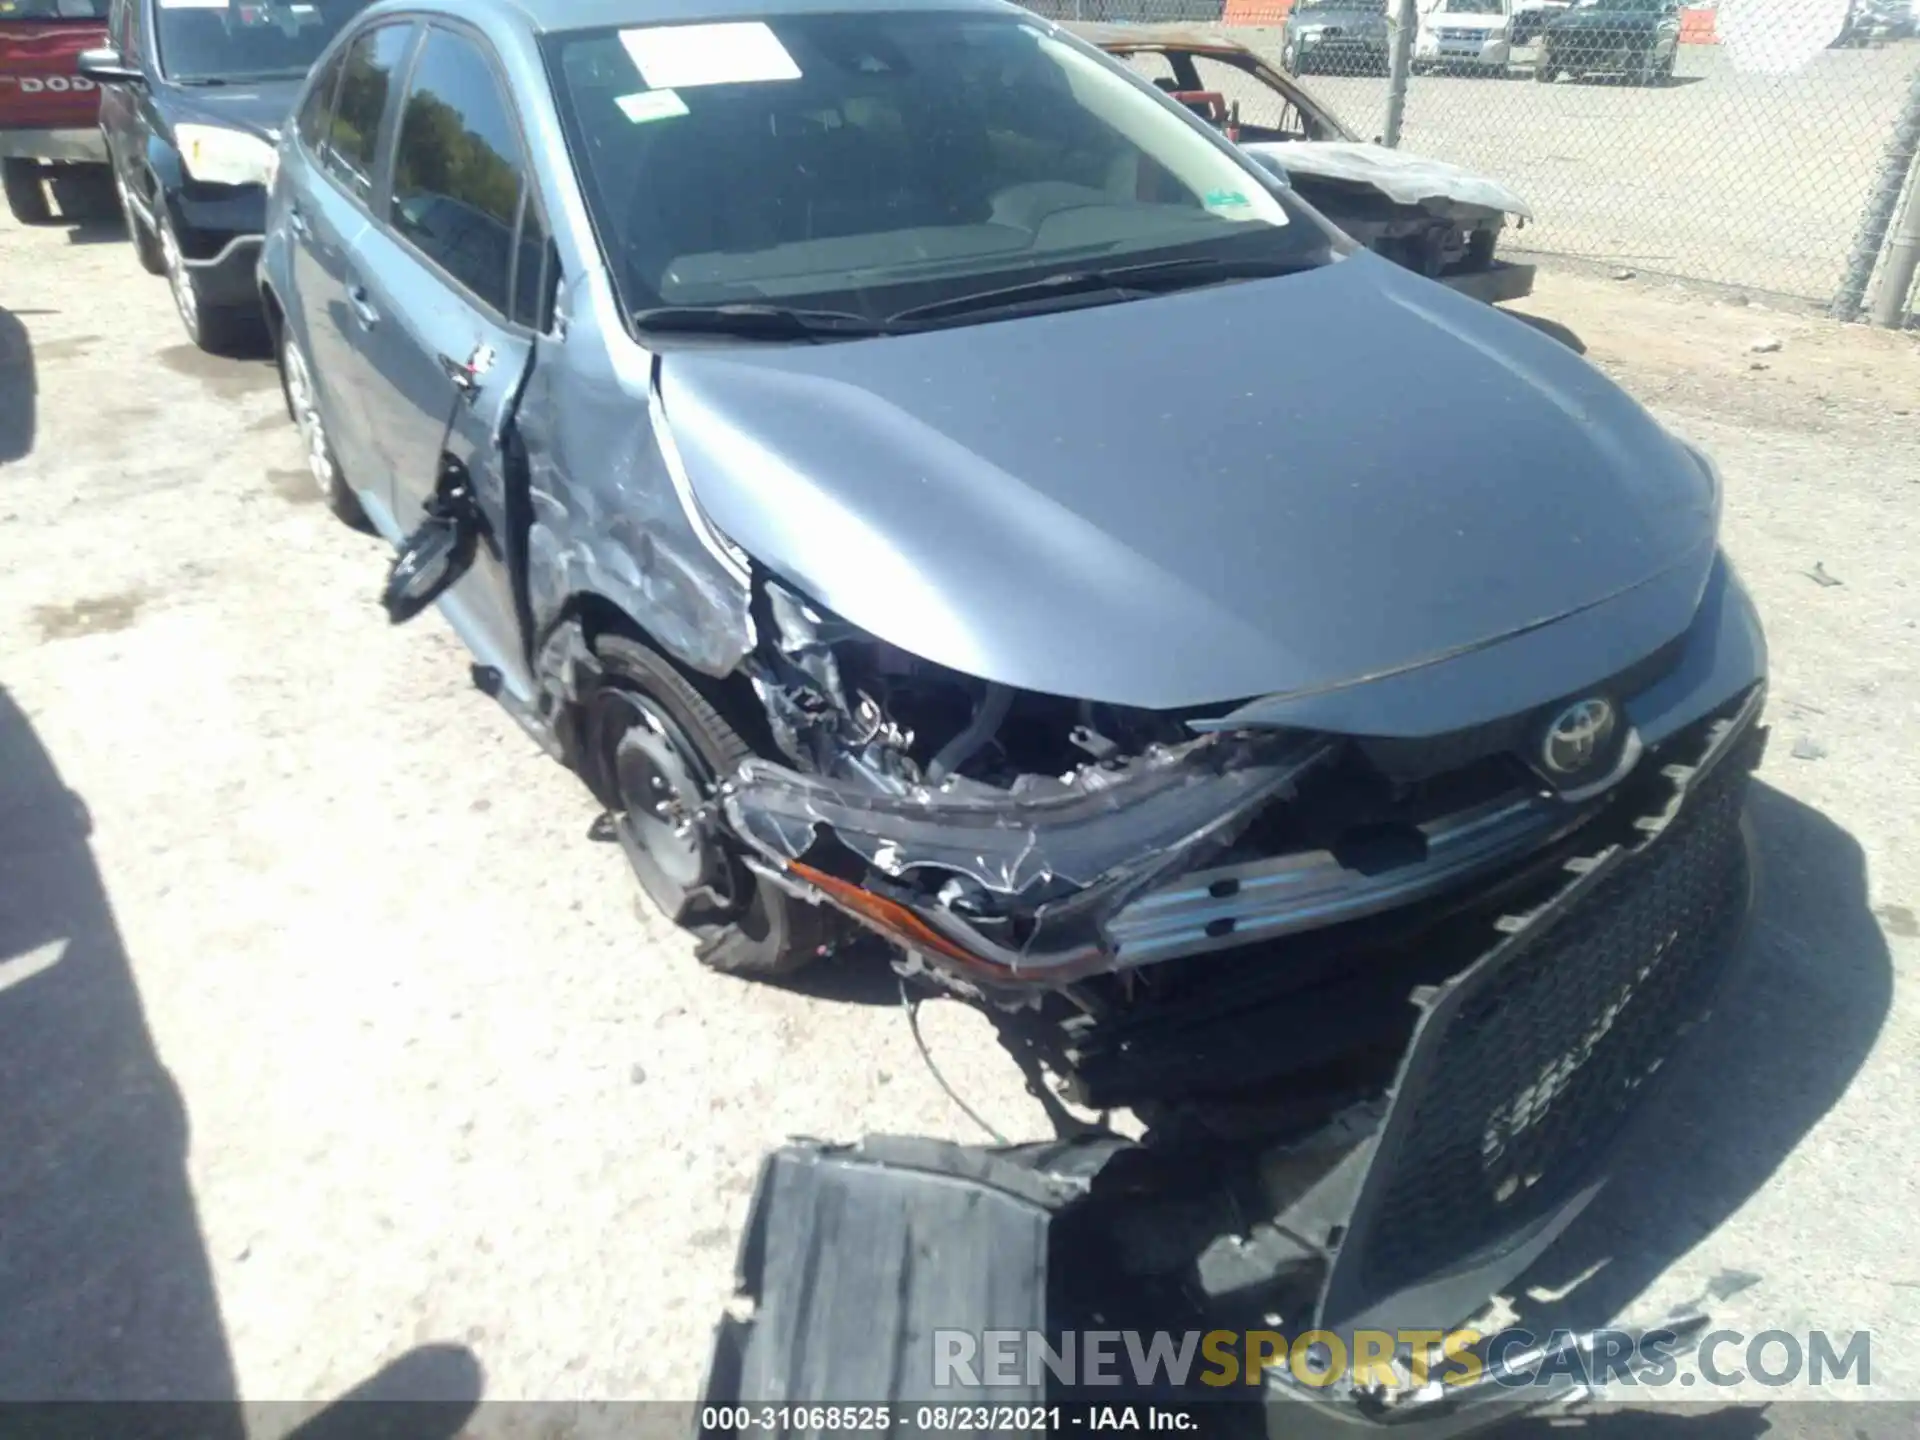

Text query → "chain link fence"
[1037,0,1920,311]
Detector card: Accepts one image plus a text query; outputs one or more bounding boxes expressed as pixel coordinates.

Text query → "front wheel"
[1535,55,1557,81]
[1282,39,1300,71]
[583,635,841,979]
[156,206,248,353]
[2,159,52,226]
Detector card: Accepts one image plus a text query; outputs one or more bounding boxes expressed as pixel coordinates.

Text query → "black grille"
[1357,755,1752,1301]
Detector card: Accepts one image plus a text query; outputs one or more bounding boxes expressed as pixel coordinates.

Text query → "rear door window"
[388,25,526,317]
[321,22,411,207]
[296,47,346,155]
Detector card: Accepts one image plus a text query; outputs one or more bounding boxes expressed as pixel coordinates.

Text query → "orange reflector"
[789,862,1003,972]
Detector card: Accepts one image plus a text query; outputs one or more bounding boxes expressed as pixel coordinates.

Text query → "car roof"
[399,0,1020,38]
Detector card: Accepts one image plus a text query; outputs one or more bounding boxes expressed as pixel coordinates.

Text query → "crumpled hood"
[1242,140,1532,217]
[160,78,301,143]
[660,252,1716,721]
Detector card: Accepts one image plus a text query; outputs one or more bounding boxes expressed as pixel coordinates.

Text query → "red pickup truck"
[0,0,111,224]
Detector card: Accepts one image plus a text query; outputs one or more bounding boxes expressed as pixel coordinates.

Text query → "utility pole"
[1868,157,1920,328]
[1832,61,1920,322]
[1383,0,1419,148]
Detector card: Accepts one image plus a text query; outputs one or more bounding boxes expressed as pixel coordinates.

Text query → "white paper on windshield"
[616,89,690,124]
[619,22,801,91]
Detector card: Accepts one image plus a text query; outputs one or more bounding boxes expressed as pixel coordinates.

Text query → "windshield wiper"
[631,304,891,341]
[886,254,1315,326]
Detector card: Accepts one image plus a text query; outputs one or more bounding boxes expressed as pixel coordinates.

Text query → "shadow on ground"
[0,686,482,1428]
[1510,780,1890,1329]
[0,306,33,464]
[1504,305,1588,353]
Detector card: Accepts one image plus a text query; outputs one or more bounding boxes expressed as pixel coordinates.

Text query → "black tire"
[278,322,371,530]
[1281,39,1300,72]
[587,635,840,978]
[48,167,118,222]
[155,204,250,353]
[1535,55,1556,82]
[2,159,52,226]
[1657,45,1676,80]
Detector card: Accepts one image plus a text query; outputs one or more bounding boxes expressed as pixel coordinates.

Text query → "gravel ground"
[1,206,1918,1431]
[1096,27,1920,303]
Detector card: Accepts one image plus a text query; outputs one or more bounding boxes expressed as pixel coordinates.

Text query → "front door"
[349,22,539,692]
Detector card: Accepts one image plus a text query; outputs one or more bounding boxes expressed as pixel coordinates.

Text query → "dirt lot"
[1104,28,1920,303]
[2,205,1918,1427]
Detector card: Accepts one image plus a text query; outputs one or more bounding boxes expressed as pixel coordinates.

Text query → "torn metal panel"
[726,733,1329,898]
[723,733,1334,979]
[516,343,754,681]
[1243,140,1533,219]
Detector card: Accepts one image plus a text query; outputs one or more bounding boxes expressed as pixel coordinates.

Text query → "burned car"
[261,0,1765,1423]
[1086,27,1535,304]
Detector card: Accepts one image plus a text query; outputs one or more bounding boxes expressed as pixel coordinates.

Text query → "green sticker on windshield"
[1205,189,1252,211]
[617,89,691,124]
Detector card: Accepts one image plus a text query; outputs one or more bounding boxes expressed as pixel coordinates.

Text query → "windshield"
[1299,0,1387,11]
[154,0,371,84]
[1573,0,1661,7]
[546,13,1333,328]
[1441,0,1506,14]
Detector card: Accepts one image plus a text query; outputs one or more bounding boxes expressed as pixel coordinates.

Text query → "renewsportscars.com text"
[932,1327,1873,1392]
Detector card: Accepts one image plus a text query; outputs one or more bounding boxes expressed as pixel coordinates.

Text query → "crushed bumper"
[704,700,1762,1437]
[180,232,265,309]
[724,678,1760,992]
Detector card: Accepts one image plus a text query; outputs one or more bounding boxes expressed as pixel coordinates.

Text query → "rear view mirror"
[381,462,483,624]
[76,48,144,86]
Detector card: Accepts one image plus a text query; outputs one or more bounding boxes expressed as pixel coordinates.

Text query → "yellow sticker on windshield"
[619,22,802,90]
[616,89,690,124]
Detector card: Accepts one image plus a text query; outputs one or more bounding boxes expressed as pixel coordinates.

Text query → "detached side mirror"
[77,48,145,86]
[381,458,484,624]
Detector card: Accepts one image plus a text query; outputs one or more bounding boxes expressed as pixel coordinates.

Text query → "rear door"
[0,1,109,140]
[350,20,540,683]
[283,18,413,494]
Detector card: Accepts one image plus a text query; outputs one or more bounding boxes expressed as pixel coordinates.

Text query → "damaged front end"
[723,579,1347,986]
[719,575,1753,1009]
[703,678,1763,1436]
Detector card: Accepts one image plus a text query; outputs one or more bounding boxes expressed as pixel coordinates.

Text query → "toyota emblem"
[1541,698,1617,777]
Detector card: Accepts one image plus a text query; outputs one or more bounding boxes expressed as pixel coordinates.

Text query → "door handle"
[286,205,309,237]
[437,346,493,405]
[347,285,379,329]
